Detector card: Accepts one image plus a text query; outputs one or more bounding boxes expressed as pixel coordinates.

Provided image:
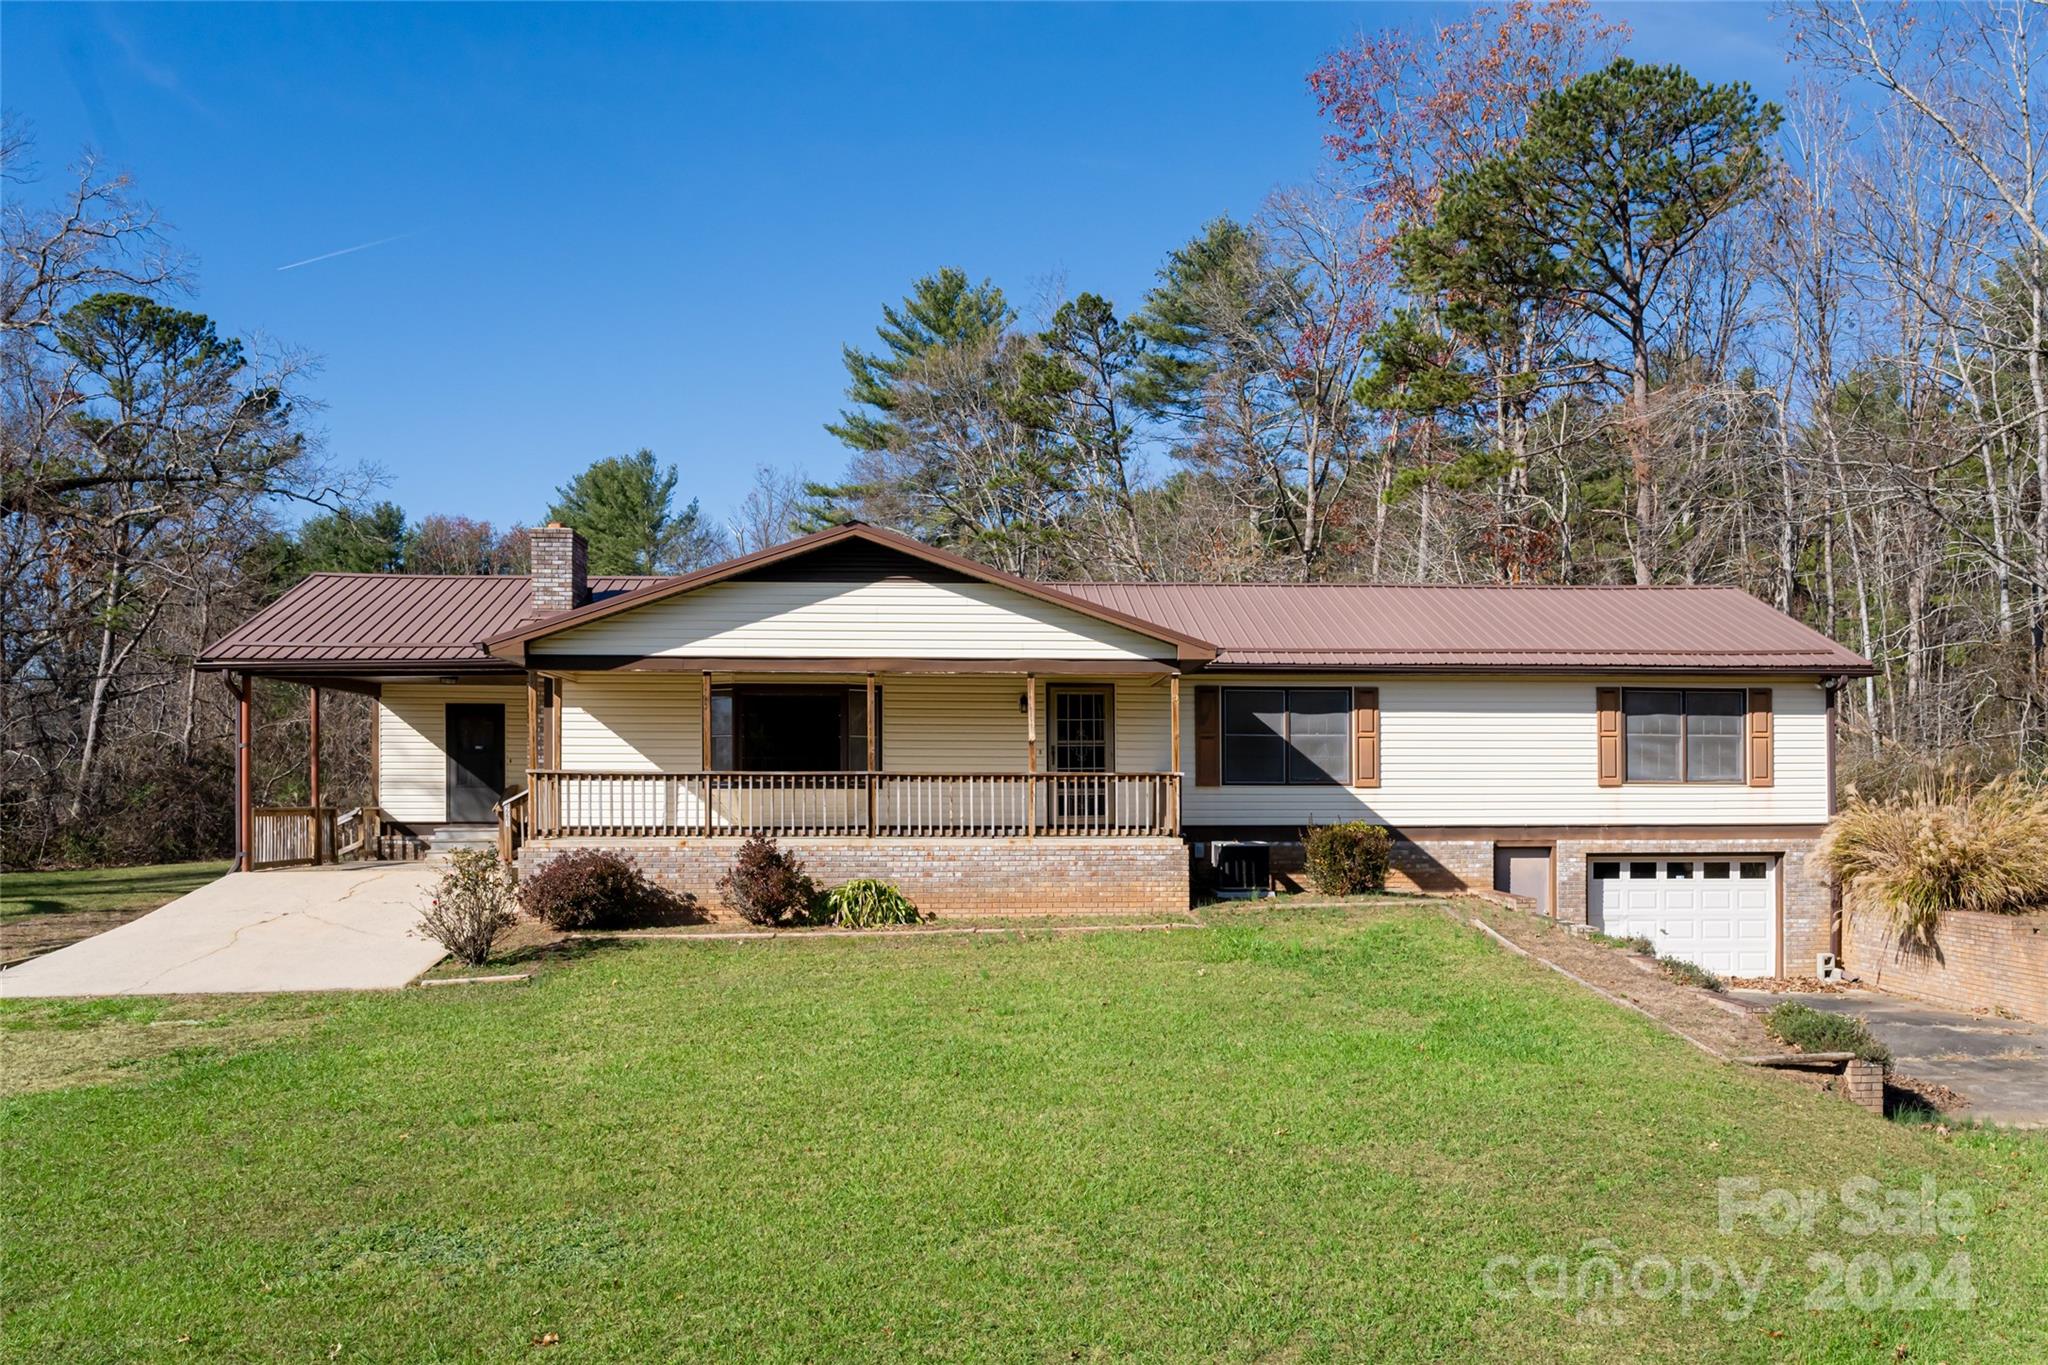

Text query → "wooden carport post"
[307,685,322,862]
[235,673,253,873]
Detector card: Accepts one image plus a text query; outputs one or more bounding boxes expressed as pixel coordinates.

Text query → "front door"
[1048,686,1111,826]
[446,704,505,823]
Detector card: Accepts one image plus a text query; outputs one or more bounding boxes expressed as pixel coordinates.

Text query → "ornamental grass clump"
[821,878,922,929]
[1819,774,2048,943]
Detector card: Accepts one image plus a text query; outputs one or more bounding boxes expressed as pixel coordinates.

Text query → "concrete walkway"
[1735,989,2048,1127]
[0,863,445,998]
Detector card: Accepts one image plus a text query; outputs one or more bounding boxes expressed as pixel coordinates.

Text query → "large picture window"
[1623,688,1744,783]
[707,685,878,772]
[1222,687,1349,785]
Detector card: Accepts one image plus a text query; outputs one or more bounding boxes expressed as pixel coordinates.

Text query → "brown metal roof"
[198,542,1872,678]
[1054,582,1873,674]
[197,573,666,672]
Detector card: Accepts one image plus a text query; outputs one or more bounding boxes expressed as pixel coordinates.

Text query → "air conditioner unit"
[1212,842,1273,899]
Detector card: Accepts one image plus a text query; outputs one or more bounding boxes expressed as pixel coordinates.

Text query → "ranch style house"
[195,521,1874,978]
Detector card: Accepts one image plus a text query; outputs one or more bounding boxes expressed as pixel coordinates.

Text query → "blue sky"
[2,2,1798,532]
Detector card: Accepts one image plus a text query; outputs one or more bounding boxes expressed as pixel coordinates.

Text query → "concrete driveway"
[1736,989,2048,1127]
[0,862,446,998]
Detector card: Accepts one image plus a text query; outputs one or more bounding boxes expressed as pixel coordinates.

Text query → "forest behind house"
[5,1,2044,868]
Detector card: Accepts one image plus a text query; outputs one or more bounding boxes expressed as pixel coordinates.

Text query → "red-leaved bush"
[519,848,667,930]
[718,835,818,926]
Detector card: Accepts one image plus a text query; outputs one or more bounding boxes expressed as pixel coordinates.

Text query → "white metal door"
[1588,857,1775,977]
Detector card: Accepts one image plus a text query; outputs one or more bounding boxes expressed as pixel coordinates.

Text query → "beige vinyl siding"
[533,578,1168,660]
[1180,674,1831,827]
[553,673,1176,774]
[559,673,699,772]
[376,682,524,822]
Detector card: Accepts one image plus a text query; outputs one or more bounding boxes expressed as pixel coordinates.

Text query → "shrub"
[821,878,922,929]
[420,849,517,966]
[1658,957,1725,993]
[1765,1001,1894,1072]
[1591,932,1657,956]
[1820,774,2048,942]
[1303,822,1393,896]
[718,835,818,927]
[519,848,665,930]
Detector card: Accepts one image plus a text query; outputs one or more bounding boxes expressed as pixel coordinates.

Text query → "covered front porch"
[507,660,1184,851]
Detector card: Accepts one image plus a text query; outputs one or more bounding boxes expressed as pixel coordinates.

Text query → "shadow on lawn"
[1,868,228,921]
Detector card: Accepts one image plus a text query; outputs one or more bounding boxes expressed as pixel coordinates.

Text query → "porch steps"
[423,824,498,859]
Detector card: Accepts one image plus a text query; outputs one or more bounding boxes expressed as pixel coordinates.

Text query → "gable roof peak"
[477,521,1217,662]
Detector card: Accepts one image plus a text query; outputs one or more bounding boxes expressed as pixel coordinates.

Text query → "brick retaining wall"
[520,836,1189,920]
[1845,908,2048,1024]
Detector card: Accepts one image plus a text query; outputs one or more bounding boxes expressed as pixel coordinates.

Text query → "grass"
[0,861,230,923]
[2,904,2043,1362]
[1589,930,1657,955]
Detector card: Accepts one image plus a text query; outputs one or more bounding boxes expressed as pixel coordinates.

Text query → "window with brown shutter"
[1747,688,1773,787]
[1194,686,1220,787]
[1352,687,1380,788]
[1597,687,1622,787]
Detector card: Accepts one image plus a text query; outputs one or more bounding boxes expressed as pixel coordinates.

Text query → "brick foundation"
[1844,908,2048,1024]
[520,836,1189,920]
[1193,825,1833,979]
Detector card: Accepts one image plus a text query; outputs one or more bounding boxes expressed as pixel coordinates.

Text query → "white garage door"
[1588,857,1776,977]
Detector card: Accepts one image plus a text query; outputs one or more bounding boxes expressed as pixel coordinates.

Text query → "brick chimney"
[528,522,589,617]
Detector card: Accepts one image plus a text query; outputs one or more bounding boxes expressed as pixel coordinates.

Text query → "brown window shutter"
[1352,686,1381,788]
[1194,686,1221,787]
[1596,687,1622,787]
[1747,688,1774,787]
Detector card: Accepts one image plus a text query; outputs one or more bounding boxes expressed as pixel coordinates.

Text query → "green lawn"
[0,861,230,923]
[2,905,2041,1362]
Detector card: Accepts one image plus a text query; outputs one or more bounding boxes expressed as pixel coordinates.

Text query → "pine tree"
[547,450,726,574]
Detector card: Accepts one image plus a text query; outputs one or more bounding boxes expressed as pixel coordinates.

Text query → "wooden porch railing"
[524,770,1180,839]
[251,806,339,869]
[495,789,528,861]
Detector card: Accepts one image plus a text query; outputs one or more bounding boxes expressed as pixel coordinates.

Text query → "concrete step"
[425,825,498,856]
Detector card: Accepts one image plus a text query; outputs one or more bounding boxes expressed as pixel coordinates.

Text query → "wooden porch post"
[701,670,714,837]
[1168,671,1181,835]
[865,670,878,837]
[1025,672,1037,838]
[368,690,381,858]
[235,673,253,872]
[307,686,322,862]
[526,670,541,776]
